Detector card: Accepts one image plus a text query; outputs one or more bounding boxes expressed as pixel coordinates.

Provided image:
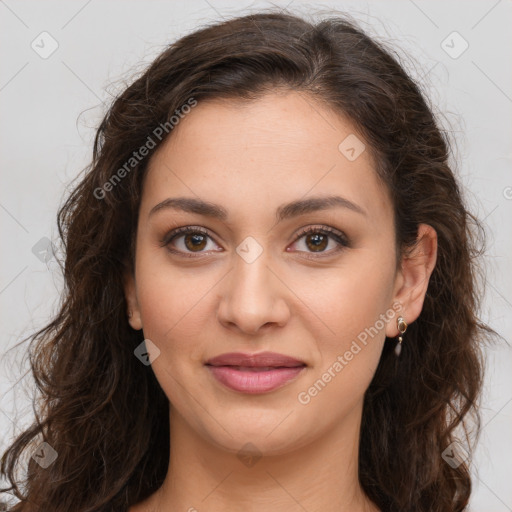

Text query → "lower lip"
[206,365,306,394]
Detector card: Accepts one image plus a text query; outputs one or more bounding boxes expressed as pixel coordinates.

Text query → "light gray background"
[1,0,511,510]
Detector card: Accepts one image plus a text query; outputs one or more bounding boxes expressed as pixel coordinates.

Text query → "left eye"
[162,226,349,258]
[288,227,350,256]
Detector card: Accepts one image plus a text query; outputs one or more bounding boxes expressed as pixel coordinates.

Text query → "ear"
[385,223,438,337]
[124,270,143,331]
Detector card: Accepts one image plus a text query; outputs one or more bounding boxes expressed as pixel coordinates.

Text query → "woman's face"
[126,91,406,455]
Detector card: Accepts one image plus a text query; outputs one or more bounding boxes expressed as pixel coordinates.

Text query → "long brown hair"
[1,9,494,512]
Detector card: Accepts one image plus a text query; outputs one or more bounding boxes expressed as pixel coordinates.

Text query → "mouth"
[204,352,307,394]
[205,356,307,395]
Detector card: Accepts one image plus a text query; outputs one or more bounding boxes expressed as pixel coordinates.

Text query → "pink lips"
[205,351,306,394]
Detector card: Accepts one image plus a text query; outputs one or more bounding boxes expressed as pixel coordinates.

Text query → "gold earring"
[395,316,408,357]
[127,310,133,319]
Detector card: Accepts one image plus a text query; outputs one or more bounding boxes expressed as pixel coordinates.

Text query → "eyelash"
[160,225,350,260]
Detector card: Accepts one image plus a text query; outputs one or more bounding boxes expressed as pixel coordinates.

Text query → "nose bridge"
[216,237,289,333]
[233,244,272,297]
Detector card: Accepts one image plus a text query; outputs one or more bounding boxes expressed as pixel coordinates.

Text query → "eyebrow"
[148,195,367,222]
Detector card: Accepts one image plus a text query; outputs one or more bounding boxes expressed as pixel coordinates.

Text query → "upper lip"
[205,351,306,368]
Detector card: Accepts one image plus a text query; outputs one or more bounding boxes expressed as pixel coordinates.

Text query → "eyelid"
[159,225,216,248]
[293,225,350,246]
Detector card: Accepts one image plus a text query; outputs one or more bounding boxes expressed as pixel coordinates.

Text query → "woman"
[0,9,493,512]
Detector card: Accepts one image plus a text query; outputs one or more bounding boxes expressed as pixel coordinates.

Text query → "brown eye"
[162,226,221,257]
[304,232,329,252]
[290,226,350,257]
[183,232,208,252]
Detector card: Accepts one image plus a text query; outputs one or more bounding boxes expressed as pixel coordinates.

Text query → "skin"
[125,90,437,512]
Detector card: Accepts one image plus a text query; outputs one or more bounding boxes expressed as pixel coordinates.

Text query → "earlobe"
[387,224,437,336]
[124,270,143,331]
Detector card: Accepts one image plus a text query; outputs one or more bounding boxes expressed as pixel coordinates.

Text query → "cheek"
[135,256,215,362]
[135,268,209,405]
[293,256,394,338]
[294,282,389,415]
[291,258,393,388]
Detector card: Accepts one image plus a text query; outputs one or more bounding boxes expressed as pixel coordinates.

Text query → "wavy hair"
[1,9,493,512]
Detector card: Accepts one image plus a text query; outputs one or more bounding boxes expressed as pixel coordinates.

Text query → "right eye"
[161,226,223,258]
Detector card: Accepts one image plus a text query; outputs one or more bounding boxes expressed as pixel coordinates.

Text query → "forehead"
[141,91,392,225]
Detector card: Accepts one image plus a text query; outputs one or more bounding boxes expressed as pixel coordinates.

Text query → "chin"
[200,417,309,457]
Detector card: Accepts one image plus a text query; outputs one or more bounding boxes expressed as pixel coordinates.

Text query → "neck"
[146,401,379,512]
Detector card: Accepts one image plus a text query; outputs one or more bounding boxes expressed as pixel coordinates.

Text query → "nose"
[216,250,291,335]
